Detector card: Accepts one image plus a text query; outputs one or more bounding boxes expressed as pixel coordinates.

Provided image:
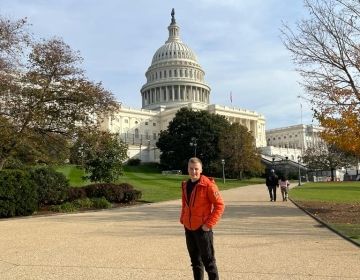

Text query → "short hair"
[188,157,202,166]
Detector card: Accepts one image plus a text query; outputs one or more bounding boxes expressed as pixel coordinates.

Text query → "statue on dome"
[171,8,176,24]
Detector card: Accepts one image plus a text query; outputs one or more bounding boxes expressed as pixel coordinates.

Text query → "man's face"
[188,162,202,181]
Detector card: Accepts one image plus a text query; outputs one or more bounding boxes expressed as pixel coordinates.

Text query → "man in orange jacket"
[180,157,225,280]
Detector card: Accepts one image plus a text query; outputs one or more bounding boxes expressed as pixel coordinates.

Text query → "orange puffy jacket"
[180,175,225,230]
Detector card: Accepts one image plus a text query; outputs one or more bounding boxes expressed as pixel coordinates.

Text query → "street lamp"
[139,139,142,161]
[297,155,301,186]
[272,157,275,171]
[189,137,198,157]
[221,159,225,184]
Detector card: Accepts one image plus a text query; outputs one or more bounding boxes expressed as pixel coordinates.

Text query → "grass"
[114,164,263,202]
[331,224,360,245]
[289,181,360,245]
[55,163,263,203]
[55,165,90,186]
[289,181,360,203]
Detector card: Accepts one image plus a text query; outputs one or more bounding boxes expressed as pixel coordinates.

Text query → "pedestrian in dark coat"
[266,169,279,202]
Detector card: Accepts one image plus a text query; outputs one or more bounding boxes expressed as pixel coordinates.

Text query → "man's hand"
[201,224,210,231]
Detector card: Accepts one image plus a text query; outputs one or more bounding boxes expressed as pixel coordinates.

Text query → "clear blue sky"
[1,0,313,129]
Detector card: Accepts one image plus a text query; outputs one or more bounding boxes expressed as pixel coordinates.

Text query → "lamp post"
[272,157,275,171]
[297,155,301,186]
[139,139,142,161]
[221,159,225,184]
[285,156,288,178]
[189,137,198,157]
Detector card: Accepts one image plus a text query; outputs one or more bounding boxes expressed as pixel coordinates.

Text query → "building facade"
[262,124,324,161]
[266,124,324,151]
[100,10,266,161]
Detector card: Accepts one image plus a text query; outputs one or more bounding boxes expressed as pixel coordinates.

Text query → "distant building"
[100,10,266,161]
[261,124,324,161]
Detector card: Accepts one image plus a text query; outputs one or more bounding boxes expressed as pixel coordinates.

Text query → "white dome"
[141,9,210,110]
[151,41,198,65]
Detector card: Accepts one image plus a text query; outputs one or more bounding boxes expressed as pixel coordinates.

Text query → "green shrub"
[50,197,111,212]
[91,197,112,209]
[82,182,141,203]
[30,167,70,205]
[84,183,125,202]
[50,202,78,212]
[73,197,94,208]
[0,169,38,217]
[124,189,142,202]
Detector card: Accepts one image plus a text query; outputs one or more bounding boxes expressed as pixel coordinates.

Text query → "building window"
[145,122,148,125]
[153,123,156,126]
[153,133,157,140]
[124,119,128,123]
[135,129,139,139]
[135,121,138,124]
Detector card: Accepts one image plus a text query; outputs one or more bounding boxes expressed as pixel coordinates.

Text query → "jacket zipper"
[189,185,199,229]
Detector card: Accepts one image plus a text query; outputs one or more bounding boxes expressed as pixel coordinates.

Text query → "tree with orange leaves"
[282,0,360,157]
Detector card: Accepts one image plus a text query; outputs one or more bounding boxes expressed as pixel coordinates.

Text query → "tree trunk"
[330,169,335,181]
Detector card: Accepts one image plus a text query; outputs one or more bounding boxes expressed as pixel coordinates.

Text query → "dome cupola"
[141,9,211,110]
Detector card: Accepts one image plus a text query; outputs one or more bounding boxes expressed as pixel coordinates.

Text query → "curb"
[290,198,360,248]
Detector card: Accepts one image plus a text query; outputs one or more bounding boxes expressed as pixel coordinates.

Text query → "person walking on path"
[278,175,290,201]
[266,169,279,202]
[180,157,225,280]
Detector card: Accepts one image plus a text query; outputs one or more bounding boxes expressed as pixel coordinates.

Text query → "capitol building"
[101,10,266,162]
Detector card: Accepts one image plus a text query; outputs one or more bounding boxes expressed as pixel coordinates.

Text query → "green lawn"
[331,224,360,241]
[289,181,360,203]
[290,181,360,245]
[55,164,263,202]
[55,165,90,187]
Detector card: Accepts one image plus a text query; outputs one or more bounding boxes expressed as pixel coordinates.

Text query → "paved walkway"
[0,184,359,280]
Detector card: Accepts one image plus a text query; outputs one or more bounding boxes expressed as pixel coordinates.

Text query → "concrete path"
[0,184,359,280]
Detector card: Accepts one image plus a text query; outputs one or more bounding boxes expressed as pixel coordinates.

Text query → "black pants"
[267,185,277,201]
[185,227,219,280]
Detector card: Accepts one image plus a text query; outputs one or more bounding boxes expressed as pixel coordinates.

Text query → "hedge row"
[0,168,142,218]
[67,183,142,203]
